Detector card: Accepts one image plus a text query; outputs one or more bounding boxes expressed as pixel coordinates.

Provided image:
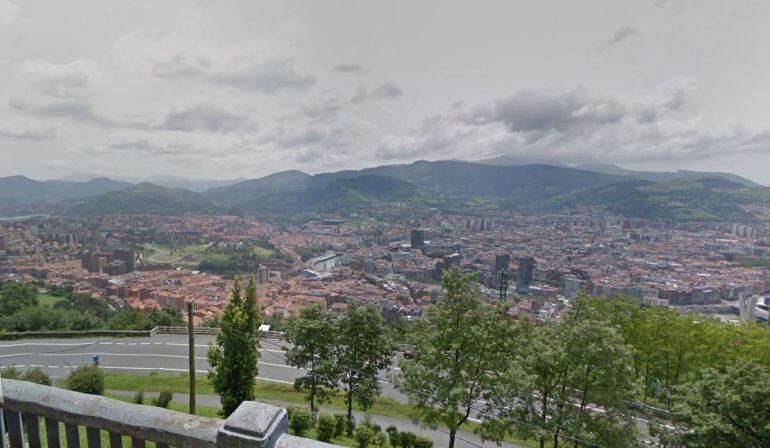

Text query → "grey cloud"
[602,26,638,49]
[470,88,625,138]
[0,1,20,26]
[160,105,247,132]
[332,64,366,74]
[20,60,96,99]
[293,148,323,163]
[350,82,404,104]
[664,89,686,111]
[0,123,55,140]
[108,140,192,157]
[10,99,114,126]
[154,53,314,93]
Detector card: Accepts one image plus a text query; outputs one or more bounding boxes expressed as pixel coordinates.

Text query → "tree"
[398,267,516,448]
[0,281,38,315]
[487,300,637,448]
[285,304,340,413]
[208,277,260,416]
[661,359,770,447]
[243,276,261,335]
[337,300,395,433]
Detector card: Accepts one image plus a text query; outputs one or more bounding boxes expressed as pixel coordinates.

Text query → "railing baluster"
[65,424,80,448]
[156,443,169,448]
[4,410,23,448]
[130,438,145,448]
[23,413,42,448]
[108,432,122,448]
[0,408,6,448]
[44,418,61,448]
[86,428,101,448]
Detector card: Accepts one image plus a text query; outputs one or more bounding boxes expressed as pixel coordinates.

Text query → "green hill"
[70,183,222,215]
[545,176,756,221]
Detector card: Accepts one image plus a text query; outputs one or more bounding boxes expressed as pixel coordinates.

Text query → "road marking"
[0,342,286,353]
[0,352,33,358]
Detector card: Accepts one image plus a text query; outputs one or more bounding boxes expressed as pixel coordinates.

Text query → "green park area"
[36,293,64,306]
[139,243,211,265]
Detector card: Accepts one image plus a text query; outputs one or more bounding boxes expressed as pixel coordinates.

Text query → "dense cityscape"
[2,207,769,328]
[2,1,770,447]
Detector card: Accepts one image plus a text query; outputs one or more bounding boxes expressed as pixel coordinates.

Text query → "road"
[0,334,519,448]
[0,334,663,446]
[0,334,408,403]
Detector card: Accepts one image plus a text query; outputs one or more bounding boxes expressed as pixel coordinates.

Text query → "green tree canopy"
[398,267,518,448]
[285,304,340,412]
[207,277,260,416]
[337,300,395,432]
[661,359,770,447]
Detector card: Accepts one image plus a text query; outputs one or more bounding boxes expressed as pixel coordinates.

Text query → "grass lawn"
[102,372,538,447]
[253,246,275,258]
[37,293,64,306]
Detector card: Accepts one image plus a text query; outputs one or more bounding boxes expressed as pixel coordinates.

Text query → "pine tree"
[208,277,260,416]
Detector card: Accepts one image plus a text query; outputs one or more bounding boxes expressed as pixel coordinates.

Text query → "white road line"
[0,342,286,353]
[0,352,33,358]
[0,342,95,348]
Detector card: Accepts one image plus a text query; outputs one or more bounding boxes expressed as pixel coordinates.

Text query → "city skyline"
[1,1,770,182]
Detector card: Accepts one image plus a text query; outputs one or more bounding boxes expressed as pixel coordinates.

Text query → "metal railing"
[0,379,336,448]
[151,327,285,339]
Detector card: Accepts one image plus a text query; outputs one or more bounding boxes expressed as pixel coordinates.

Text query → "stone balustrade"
[0,379,336,448]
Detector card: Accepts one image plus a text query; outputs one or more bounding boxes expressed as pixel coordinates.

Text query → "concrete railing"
[0,379,337,448]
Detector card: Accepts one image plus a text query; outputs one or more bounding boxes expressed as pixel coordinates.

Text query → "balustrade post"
[23,413,42,448]
[44,417,61,448]
[5,410,23,448]
[216,401,288,448]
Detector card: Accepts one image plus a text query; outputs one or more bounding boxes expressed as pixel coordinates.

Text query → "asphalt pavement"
[0,334,518,448]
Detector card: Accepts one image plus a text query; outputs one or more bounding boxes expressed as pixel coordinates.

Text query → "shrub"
[413,436,433,448]
[22,367,52,386]
[64,366,104,395]
[355,425,376,448]
[317,414,337,443]
[133,391,145,404]
[155,391,173,408]
[0,365,21,380]
[373,431,387,448]
[386,425,400,448]
[289,408,313,437]
[399,431,417,448]
[334,414,347,438]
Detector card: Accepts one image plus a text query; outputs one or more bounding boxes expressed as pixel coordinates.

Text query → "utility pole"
[187,300,196,415]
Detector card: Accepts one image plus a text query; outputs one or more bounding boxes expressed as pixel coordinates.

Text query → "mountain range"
[1,160,768,221]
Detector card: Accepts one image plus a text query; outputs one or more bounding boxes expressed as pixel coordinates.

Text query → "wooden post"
[187,301,196,415]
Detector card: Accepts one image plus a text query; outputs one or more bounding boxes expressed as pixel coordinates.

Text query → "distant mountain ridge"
[204,160,630,212]
[574,163,759,188]
[2,159,768,221]
[69,182,222,215]
[0,176,131,204]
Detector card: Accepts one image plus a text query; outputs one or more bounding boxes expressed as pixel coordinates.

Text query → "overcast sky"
[1,0,769,183]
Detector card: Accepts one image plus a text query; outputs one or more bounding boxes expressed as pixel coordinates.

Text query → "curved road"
[0,334,407,402]
[0,334,516,448]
